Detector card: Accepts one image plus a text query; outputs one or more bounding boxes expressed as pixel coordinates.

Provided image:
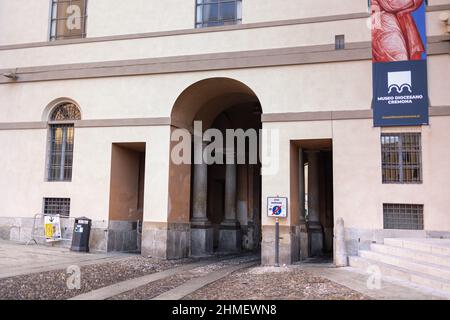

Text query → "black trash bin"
[71,217,92,252]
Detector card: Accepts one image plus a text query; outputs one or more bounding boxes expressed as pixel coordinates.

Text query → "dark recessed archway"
[168,77,263,257]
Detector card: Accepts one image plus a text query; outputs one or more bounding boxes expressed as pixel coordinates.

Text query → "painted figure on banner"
[372,0,426,62]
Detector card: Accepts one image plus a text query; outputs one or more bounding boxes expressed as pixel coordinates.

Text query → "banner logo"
[387,71,412,94]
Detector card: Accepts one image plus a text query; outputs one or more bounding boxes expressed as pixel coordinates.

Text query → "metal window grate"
[44,198,71,217]
[50,0,88,41]
[48,124,75,181]
[335,35,345,50]
[383,203,424,230]
[50,103,81,121]
[196,0,242,28]
[381,133,422,184]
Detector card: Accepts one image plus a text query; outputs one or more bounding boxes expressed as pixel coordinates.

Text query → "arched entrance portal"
[170,78,262,257]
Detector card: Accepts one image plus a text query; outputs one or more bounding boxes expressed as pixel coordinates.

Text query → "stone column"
[307,150,323,256]
[190,141,213,256]
[237,165,250,249]
[298,148,309,259]
[246,165,255,250]
[334,218,348,267]
[219,151,241,252]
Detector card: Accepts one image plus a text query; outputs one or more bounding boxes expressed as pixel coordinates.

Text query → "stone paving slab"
[298,263,448,300]
[0,240,130,279]
[152,260,258,300]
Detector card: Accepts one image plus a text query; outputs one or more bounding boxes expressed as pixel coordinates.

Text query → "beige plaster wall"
[261,121,333,228]
[0,1,447,51]
[0,18,371,68]
[0,61,373,123]
[87,0,195,37]
[1,53,448,124]
[0,125,171,223]
[243,0,368,23]
[0,0,369,46]
[261,115,450,233]
[0,0,50,45]
[333,117,450,231]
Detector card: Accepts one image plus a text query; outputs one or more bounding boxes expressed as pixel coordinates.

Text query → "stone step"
[371,243,450,268]
[348,256,450,294]
[384,238,450,256]
[359,250,450,281]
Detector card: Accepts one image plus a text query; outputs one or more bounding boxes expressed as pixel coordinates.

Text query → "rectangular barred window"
[196,0,242,28]
[44,198,71,217]
[48,124,75,181]
[50,0,87,41]
[381,133,422,184]
[383,203,424,230]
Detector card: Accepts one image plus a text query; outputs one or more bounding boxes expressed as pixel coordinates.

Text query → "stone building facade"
[0,0,449,265]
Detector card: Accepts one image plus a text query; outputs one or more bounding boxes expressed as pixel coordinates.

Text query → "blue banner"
[372,0,429,127]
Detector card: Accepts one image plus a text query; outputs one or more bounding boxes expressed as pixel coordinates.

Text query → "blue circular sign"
[272,205,282,216]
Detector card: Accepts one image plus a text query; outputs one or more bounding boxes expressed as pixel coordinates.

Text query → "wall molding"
[75,117,171,128]
[1,107,449,130]
[0,12,371,51]
[0,117,171,130]
[0,122,47,130]
[0,36,448,85]
[261,106,450,123]
[427,4,450,12]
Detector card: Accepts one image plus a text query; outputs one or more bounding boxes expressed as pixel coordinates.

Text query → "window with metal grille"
[383,203,424,230]
[196,0,242,28]
[44,198,71,217]
[50,0,88,41]
[335,35,345,50]
[381,133,422,184]
[47,103,80,182]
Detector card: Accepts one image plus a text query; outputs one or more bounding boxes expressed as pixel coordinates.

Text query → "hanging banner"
[372,0,429,127]
[44,214,62,242]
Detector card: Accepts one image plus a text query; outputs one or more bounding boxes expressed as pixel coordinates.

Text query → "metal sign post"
[275,218,280,267]
[267,196,288,267]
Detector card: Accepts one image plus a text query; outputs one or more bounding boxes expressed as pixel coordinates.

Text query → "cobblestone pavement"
[184,266,369,300]
[0,256,194,300]
[0,251,369,300]
[110,255,257,300]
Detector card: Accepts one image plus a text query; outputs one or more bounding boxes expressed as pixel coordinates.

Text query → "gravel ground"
[110,255,257,300]
[184,266,369,300]
[0,254,369,300]
[0,256,194,300]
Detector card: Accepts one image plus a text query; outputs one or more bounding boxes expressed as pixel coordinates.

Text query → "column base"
[141,222,190,259]
[107,220,139,253]
[218,220,242,252]
[324,226,334,253]
[308,221,324,257]
[298,222,309,260]
[261,225,298,265]
[190,219,213,257]
[244,221,255,250]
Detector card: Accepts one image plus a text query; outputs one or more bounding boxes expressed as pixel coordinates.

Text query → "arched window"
[50,103,81,121]
[47,103,81,181]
